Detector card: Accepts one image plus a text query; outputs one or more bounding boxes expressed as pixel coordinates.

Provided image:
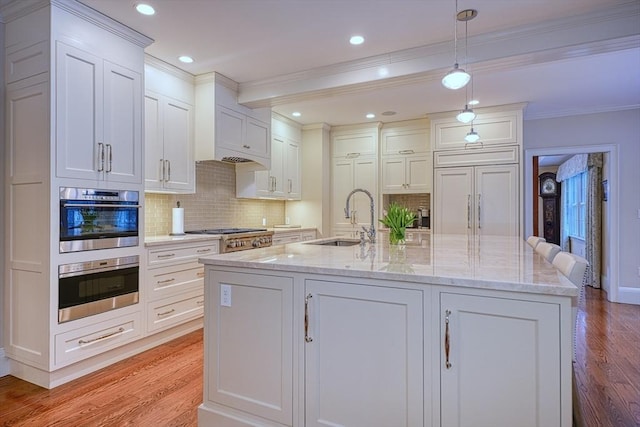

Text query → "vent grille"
[221,156,253,163]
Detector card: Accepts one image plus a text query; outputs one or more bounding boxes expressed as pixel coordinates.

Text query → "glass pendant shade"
[456,105,476,123]
[442,63,471,90]
[465,128,480,143]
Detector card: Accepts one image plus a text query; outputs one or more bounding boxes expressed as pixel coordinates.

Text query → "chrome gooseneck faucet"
[344,188,376,243]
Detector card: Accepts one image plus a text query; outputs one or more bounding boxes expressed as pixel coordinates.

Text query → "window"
[565,172,587,239]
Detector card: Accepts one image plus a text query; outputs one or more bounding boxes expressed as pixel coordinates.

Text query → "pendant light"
[442,2,476,90]
[465,127,480,143]
[456,9,478,122]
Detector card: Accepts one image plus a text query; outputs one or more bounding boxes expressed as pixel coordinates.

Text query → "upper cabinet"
[55,42,143,184]
[236,114,302,200]
[380,119,431,194]
[194,73,271,169]
[144,58,195,193]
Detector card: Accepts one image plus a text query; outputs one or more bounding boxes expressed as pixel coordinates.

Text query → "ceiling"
[69,0,640,126]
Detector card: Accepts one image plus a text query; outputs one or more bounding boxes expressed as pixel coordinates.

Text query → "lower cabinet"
[304,280,424,427]
[439,292,563,427]
[200,268,570,427]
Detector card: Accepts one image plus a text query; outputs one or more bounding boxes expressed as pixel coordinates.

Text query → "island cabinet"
[437,290,564,427]
[144,57,195,193]
[200,270,428,427]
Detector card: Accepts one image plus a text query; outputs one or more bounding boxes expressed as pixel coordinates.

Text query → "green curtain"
[585,153,603,288]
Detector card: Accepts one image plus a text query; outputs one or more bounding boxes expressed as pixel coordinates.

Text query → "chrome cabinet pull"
[160,159,166,181]
[196,248,212,253]
[467,195,471,229]
[157,253,175,259]
[445,309,452,369]
[304,293,313,343]
[243,144,251,149]
[97,143,105,172]
[477,194,481,229]
[288,178,292,193]
[399,149,415,155]
[79,327,125,345]
[346,152,360,158]
[106,144,113,173]
[157,278,175,285]
[157,309,175,317]
[63,203,142,209]
[165,160,171,182]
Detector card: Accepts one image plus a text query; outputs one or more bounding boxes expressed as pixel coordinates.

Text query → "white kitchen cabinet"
[271,229,316,245]
[236,115,302,200]
[195,73,271,168]
[305,280,424,427]
[56,42,143,184]
[145,240,218,334]
[331,156,378,235]
[434,165,518,236]
[439,291,562,427]
[144,59,195,193]
[381,154,432,193]
[202,270,294,426]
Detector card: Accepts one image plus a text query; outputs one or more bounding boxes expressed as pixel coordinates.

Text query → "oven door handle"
[62,203,142,209]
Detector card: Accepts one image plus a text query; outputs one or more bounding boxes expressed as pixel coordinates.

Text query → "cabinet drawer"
[55,312,142,367]
[147,260,204,299]
[148,242,218,266]
[273,233,301,245]
[300,230,317,241]
[147,291,204,333]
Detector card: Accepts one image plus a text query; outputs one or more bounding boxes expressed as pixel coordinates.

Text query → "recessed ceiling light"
[469,99,479,106]
[178,56,194,63]
[292,112,301,117]
[349,35,364,45]
[366,113,375,119]
[135,3,155,15]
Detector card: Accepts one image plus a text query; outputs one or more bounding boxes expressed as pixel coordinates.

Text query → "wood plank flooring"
[0,287,638,426]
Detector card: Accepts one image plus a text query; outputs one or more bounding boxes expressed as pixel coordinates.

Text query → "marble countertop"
[199,233,578,297]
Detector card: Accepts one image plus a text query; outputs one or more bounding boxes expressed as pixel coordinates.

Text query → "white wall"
[285,123,331,237]
[524,109,640,304]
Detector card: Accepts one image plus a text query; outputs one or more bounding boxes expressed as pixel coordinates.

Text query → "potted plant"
[379,202,416,245]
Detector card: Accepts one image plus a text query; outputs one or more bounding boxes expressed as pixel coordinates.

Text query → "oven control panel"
[223,234,273,253]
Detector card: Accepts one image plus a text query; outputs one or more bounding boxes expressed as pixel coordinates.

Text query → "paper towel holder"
[170,201,186,236]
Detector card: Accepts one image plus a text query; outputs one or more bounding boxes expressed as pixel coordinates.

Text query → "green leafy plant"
[379,202,416,244]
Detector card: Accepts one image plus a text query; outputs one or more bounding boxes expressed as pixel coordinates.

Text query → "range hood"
[195,72,271,171]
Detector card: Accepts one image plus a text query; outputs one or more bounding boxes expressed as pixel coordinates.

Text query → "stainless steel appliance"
[185,228,274,253]
[58,255,139,323]
[59,187,141,253]
[417,206,430,229]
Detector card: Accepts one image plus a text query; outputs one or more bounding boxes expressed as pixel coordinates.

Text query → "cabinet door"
[144,93,163,191]
[475,164,518,237]
[205,271,293,426]
[245,116,270,159]
[331,158,355,230]
[162,97,194,191]
[305,280,424,427]
[285,139,301,199]
[440,293,561,427]
[353,157,377,228]
[103,60,142,184]
[434,167,473,234]
[270,134,285,197]
[56,42,103,180]
[216,105,244,150]
[381,157,406,193]
[407,154,431,192]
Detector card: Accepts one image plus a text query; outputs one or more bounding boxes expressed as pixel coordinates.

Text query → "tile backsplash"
[145,161,285,236]
[382,193,431,216]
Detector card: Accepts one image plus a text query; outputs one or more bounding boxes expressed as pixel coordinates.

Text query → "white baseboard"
[0,348,10,378]
[616,286,640,305]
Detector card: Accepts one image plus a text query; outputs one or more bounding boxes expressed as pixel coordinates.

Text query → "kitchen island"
[197,234,577,427]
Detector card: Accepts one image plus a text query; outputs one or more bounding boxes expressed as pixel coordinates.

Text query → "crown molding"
[145,54,195,83]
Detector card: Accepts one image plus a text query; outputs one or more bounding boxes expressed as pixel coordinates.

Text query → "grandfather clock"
[539,172,561,245]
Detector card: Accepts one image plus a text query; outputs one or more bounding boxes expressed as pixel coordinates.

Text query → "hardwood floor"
[0,330,203,426]
[0,287,638,426]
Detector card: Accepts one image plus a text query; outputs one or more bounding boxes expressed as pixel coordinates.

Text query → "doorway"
[524,144,619,302]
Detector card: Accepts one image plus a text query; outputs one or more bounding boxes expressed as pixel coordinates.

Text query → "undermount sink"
[305,238,361,247]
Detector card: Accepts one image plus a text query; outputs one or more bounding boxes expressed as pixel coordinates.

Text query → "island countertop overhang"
[199,234,578,297]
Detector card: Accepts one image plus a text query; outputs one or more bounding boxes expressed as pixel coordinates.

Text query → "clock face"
[542,178,556,195]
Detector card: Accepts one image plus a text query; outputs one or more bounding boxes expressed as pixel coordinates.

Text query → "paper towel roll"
[171,208,185,235]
